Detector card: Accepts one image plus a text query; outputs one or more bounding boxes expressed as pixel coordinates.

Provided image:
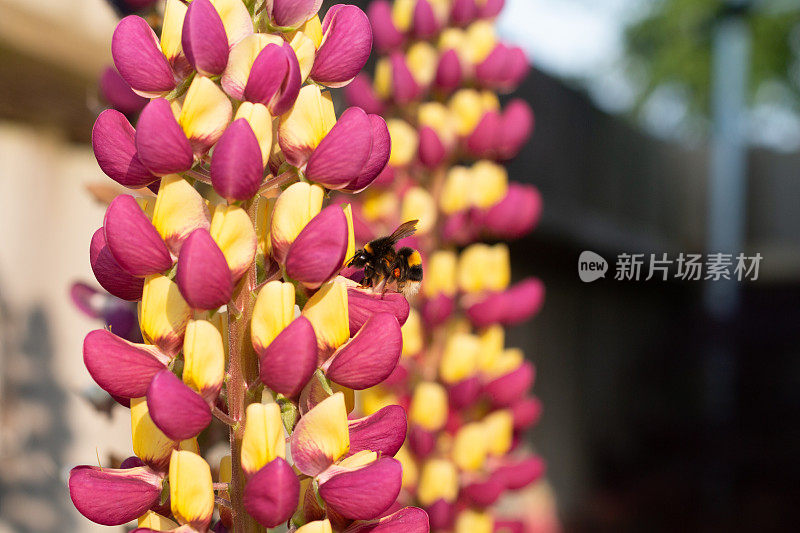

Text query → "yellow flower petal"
[301,278,349,355]
[223,33,284,98]
[438,28,468,59]
[391,0,414,32]
[342,203,355,268]
[418,102,457,145]
[439,332,481,383]
[455,509,493,533]
[161,0,188,65]
[452,422,488,471]
[209,204,257,282]
[138,510,179,531]
[179,437,200,453]
[131,397,177,469]
[296,519,333,533]
[152,175,210,253]
[255,195,275,257]
[209,0,254,46]
[235,102,274,167]
[449,89,485,136]
[360,386,398,416]
[288,28,318,82]
[251,280,295,351]
[269,181,324,262]
[140,274,192,356]
[291,392,350,476]
[241,402,286,475]
[179,76,232,151]
[440,166,472,214]
[400,186,436,234]
[409,381,448,431]
[483,410,513,456]
[169,450,214,529]
[395,445,418,489]
[477,324,505,372]
[361,189,399,223]
[401,309,423,357]
[486,347,524,379]
[465,20,497,64]
[337,450,377,469]
[386,119,418,167]
[183,319,225,399]
[417,458,458,506]
[406,41,438,87]
[471,160,508,209]
[422,250,458,297]
[457,243,510,293]
[373,56,392,100]
[219,455,232,483]
[278,85,336,167]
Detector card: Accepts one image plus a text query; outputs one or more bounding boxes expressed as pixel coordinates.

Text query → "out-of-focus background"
[1,0,799,531]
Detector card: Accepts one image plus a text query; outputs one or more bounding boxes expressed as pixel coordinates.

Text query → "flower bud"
[222,33,285,99]
[92,110,156,188]
[99,67,148,115]
[210,119,263,201]
[147,369,212,440]
[178,76,233,154]
[176,228,232,310]
[409,381,447,431]
[368,1,404,52]
[389,52,420,104]
[90,227,145,301]
[244,43,302,115]
[209,204,257,282]
[182,0,229,77]
[412,0,439,37]
[112,16,176,97]
[131,396,178,469]
[326,312,402,390]
[498,99,534,160]
[241,402,285,475]
[302,279,350,356]
[140,274,192,356]
[418,126,446,169]
[136,99,194,175]
[104,195,172,277]
[286,205,349,287]
[243,457,300,528]
[305,107,373,190]
[83,329,168,399]
[69,465,163,526]
[169,450,214,530]
[310,5,372,88]
[278,85,337,168]
[290,392,349,476]
[318,457,402,520]
[258,316,317,397]
[347,405,407,458]
[417,459,458,506]
[183,319,225,401]
[434,49,463,93]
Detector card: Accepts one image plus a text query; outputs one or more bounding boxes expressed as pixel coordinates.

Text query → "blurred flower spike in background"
[68,0,549,531]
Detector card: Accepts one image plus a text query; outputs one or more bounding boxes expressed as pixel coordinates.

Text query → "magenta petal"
[368,1,404,52]
[347,287,410,336]
[176,228,233,309]
[146,369,212,440]
[271,0,322,27]
[492,456,546,490]
[90,227,145,300]
[135,98,194,176]
[243,457,300,528]
[69,465,162,526]
[70,282,103,319]
[347,405,407,458]
[420,294,454,326]
[99,67,148,115]
[502,278,545,325]
[478,0,505,18]
[484,183,541,239]
[462,478,504,507]
[425,499,455,531]
[498,99,534,160]
[310,5,372,87]
[511,396,543,430]
[210,119,263,201]
[484,361,535,407]
[412,0,438,38]
[418,126,446,169]
[112,16,176,95]
[285,206,348,287]
[390,52,420,104]
[104,195,173,277]
[474,43,509,88]
[257,316,317,397]
[448,376,481,409]
[465,110,500,158]
[450,0,478,26]
[344,115,391,192]
[306,107,373,189]
[319,457,402,520]
[326,312,402,390]
[343,506,430,533]
[434,49,462,93]
[506,46,530,88]
[120,456,146,469]
[244,43,301,115]
[84,329,168,398]
[344,73,387,115]
[92,110,156,188]
[493,520,525,533]
[407,426,435,457]
[182,0,230,77]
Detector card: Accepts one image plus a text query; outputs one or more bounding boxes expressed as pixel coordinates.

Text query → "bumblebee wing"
[388,220,418,243]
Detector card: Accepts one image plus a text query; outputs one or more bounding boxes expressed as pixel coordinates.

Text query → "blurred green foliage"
[625,0,800,116]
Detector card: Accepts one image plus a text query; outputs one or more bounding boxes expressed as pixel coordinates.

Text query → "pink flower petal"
[285,206,349,287]
[344,114,391,192]
[244,43,301,115]
[448,376,481,409]
[450,0,478,26]
[478,0,505,18]
[270,0,322,28]
[420,294,454,326]
[390,52,420,104]
[182,0,230,77]
[243,457,300,528]
[483,183,541,239]
[347,287,409,336]
[425,499,455,531]
[493,520,525,533]
[491,455,546,490]
[326,312,402,390]
[83,329,168,398]
[112,16,176,96]
[318,457,402,520]
[465,110,501,159]
[257,316,317,397]
[367,1,404,52]
[412,0,439,38]
[90,227,145,301]
[104,195,173,277]
[176,228,233,310]
[347,405,407,458]
[511,396,543,430]
[462,477,504,507]
[418,126,446,169]
[344,73,387,115]
[92,110,156,188]
[465,277,544,328]
[407,426,435,457]
[474,43,510,88]
[433,49,462,93]
[498,99,534,160]
[99,67,148,115]
[210,118,264,201]
[343,506,430,532]
[306,107,373,189]
[506,46,530,88]
[135,98,194,176]
[69,465,163,526]
[484,362,535,407]
[310,5,372,88]
[146,369,212,440]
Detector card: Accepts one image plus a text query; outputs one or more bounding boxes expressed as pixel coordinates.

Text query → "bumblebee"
[347,220,423,297]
